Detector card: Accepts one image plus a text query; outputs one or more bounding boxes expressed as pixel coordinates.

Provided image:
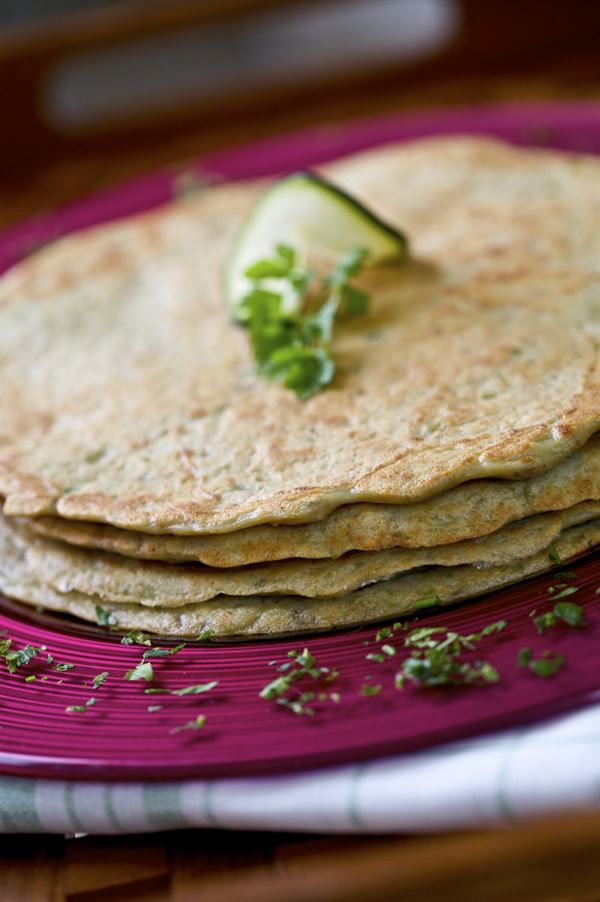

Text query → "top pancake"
[1,137,599,533]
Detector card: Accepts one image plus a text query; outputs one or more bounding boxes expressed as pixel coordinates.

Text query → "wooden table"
[1,2,600,899]
[2,811,600,901]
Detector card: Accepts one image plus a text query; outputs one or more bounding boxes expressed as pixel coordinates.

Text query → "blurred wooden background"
[2,810,600,901]
[0,0,599,228]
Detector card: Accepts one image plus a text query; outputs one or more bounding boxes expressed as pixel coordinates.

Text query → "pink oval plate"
[1,102,599,781]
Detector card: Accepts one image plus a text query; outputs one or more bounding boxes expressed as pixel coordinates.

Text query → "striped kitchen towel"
[1,703,598,834]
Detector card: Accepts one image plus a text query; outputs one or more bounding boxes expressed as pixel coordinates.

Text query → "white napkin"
[1,703,598,834]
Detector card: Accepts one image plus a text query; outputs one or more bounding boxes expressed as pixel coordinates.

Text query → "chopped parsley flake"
[120,631,152,646]
[95,604,117,627]
[66,697,97,713]
[170,714,206,734]
[92,671,109,689]
[142,644,185,659]
[517,648,565,678]
[195,630,214,642]
[171,681,218,696]
[375,628,392,641]
[411,595,440,612]
[552,586,579,600]
[547,545,562,565]
[0,640,40,674]
[125,661,154,682]
[360,684,382,697]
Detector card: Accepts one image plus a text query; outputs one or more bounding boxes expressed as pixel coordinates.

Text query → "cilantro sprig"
[239,244,370,399]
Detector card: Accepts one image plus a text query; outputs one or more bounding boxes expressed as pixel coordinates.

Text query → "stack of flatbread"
[1,137,598,639]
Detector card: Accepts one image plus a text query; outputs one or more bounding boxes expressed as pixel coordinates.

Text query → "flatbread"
[21,434,600,565]
[6,503,599,605]
[1,138,599,532]
[2,519,597,638]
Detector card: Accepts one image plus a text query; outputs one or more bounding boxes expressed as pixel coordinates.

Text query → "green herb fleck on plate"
[517,648,565,678]
[170,714,206,735]
[92,671,109,690]
[125,661,154,682]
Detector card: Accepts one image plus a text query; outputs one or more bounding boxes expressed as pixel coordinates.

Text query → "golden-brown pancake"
[1,138,598,533]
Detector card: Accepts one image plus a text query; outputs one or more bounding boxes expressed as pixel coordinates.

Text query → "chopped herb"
[53,662,75,672]
[375,628,392,641]
[239,244,371,399]
[169,714,206,735]
[533,612,556,635]
[142,644,185,659]
[195,629,214,642]
[530,654,565,678]
[553,600,584,626]
[92,671,109,690]
[395,621,505,689]
[360,684,382,697]
[171,681,218,696]
[66,697,97,714]
[517,648,565,677]
[260,646,339,715]
[120,631,152,646]
[25,675,36,683]
[552,586,579,600]
[95,604,117,627]
[412,595,440,612]
[477,662,500,683]
[125,661,154,682]
[517,647,532,667]
[547,545,562,565]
